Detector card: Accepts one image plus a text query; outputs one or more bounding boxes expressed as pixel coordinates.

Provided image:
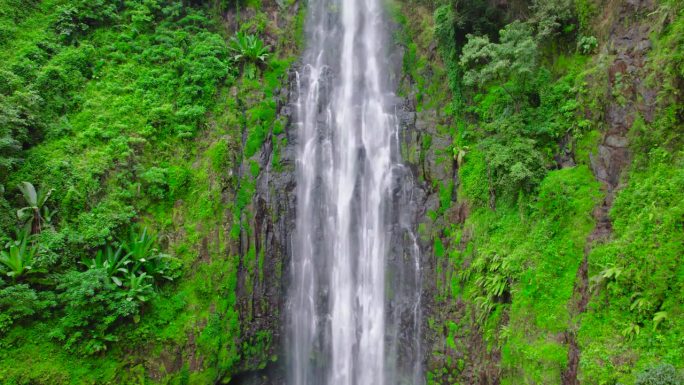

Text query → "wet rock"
[605,134,629,148]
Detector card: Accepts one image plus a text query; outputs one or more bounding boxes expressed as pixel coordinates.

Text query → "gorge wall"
[0,0,681,384]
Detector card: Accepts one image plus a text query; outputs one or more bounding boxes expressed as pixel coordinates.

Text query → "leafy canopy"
[460,21,538,90]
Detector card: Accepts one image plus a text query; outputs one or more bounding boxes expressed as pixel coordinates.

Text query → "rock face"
[232,69,299,384]
[396,84,474,384]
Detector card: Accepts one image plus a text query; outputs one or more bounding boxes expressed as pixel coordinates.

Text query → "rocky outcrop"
[232,69,299,384]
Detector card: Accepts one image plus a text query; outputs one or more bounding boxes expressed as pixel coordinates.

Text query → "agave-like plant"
[122,227,174,281]
[0,232,37,279]
[123,227,156,266]
[125,272,153,302]
[228,32,271,65]
[82,245,130,287]
[16,181,54,234]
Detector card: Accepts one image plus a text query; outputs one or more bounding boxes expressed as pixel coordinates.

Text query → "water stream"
[288,0,422,383]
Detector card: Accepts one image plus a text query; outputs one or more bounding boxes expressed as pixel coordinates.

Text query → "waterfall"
[288,0,422,383]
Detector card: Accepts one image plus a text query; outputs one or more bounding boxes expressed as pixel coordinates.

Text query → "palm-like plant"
[0,232,37,279]
[16,181,54,234]
[228,32,270,65]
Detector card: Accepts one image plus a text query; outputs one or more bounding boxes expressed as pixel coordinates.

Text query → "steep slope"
[391,0,683,383]
[0,0,302,383]
[0,0,681,384]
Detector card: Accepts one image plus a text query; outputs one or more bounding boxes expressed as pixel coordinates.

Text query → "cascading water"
[288,0,422,383]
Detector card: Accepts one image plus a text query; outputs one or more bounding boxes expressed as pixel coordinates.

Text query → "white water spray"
[289,0,422,383]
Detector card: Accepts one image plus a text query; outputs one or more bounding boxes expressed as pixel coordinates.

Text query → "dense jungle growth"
[0,0,681,383]
[392,0,683,383]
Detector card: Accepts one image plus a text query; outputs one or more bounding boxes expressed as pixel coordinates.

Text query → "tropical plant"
[122,226,175,281]
[125,272,153,302]
[16,181,54,234]
[468,252,515,322]
[590,265,624,293]
[0,231,37,279]
[82,245,130,287]
[228,32,270,64]
[452,145,469,167]
[652,311,668,331]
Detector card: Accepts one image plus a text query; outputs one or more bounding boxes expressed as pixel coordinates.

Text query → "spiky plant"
[229,32,270,63]
[0,231,37,279]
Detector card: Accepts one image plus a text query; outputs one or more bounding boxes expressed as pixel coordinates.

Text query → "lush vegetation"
[0,0,301,382]
[0,0,681,383]
[392,0,683,383]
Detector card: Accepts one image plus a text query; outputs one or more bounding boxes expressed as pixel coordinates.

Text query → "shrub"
[139,166,169,201]
[577,35,598,54]
[636,364,683,385]
[0,282,55,333]
[530,0,577,40]
[51,268,143,355]
[480,137,547,199]
[52,0,122,43]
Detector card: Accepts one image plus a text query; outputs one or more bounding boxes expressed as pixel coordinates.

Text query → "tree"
[480,136,547,199]
[530,0,576,40]
[460,21,538,98]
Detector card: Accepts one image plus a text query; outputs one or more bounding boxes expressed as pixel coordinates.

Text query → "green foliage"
[121,226,177,282]
[50,268,142,355]
[0,282,54,333]
[577,35,598,54]
[0,231,38,279]
[53,0,122,43]
[469,252,515,322]
[574,0,597,34]
[530,0,577,40]
[229,32,270,64]
[434,5,456,60]
[480,137,547,198]
[0,70,42,180]
[460,21,538,92]
[16,181,53,234]
[397,0,683,383]
[82,245,128,286]
[636,364,683,385]
[139,166,169,201]
[580,155,684,382]
[229,32,270,78]
[0,0,300,378]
